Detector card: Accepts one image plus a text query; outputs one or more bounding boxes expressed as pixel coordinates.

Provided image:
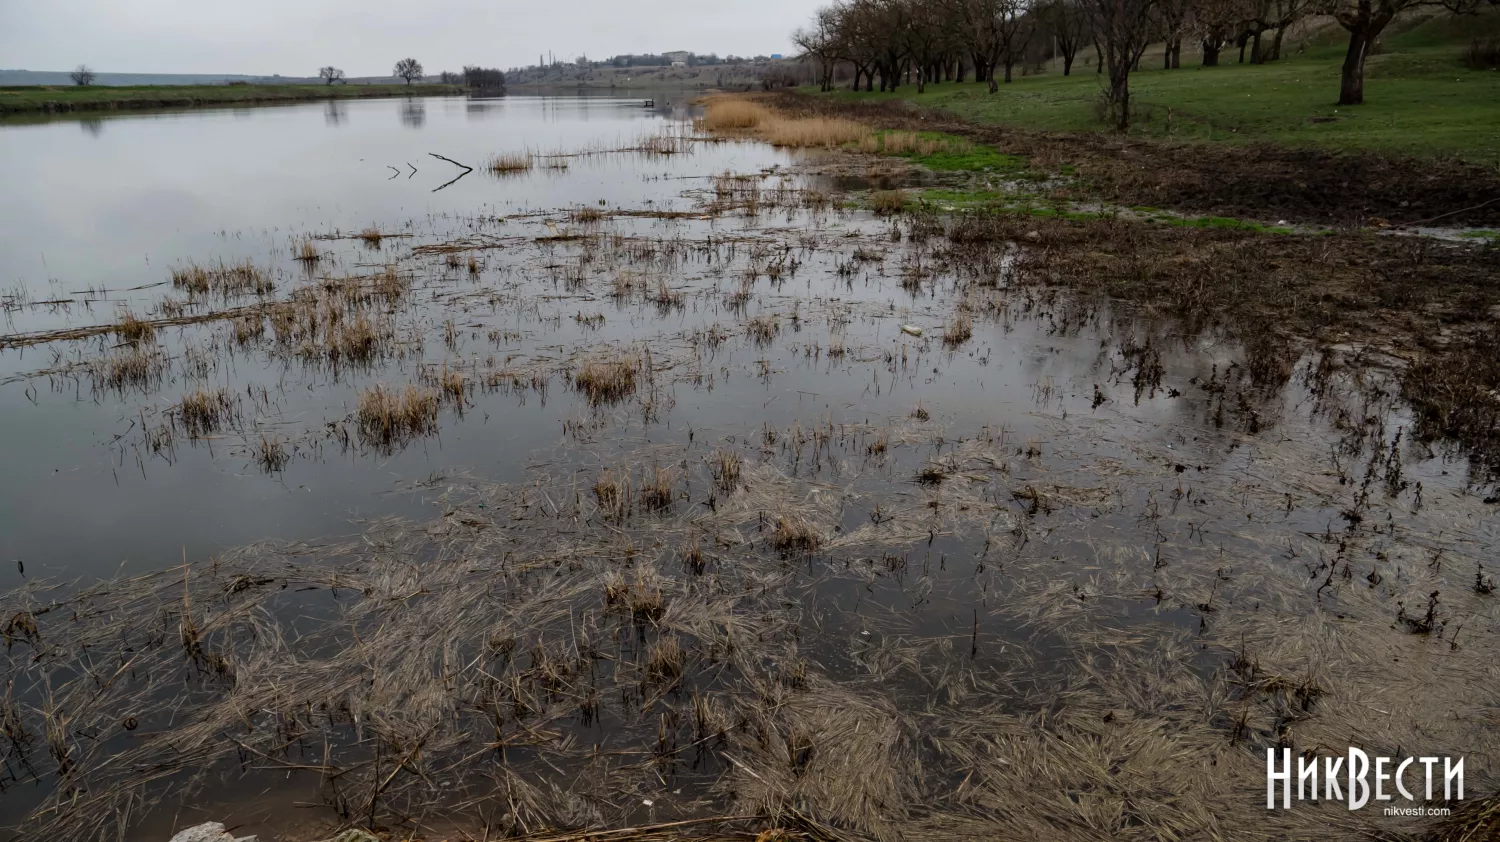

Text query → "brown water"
[0,95,1495,842]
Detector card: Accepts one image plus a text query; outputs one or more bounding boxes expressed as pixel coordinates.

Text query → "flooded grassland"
[0,94,1497,842]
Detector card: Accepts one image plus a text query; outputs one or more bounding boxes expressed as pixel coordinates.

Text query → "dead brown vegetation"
[574,351,642,406]
[355,384,440,448]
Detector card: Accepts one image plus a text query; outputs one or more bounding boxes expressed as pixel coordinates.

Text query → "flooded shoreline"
[1,93,1497,841]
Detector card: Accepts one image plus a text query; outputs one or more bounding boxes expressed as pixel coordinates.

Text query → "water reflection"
[324,100,346,126]
[78,117,103,137]
[399,98,425,128]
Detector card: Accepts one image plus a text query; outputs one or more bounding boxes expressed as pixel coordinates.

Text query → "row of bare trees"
[794,0,1494,129]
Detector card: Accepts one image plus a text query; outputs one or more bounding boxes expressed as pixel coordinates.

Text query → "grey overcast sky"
[2,0,819,75]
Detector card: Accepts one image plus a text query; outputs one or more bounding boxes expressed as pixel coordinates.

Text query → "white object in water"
[900,325,923,337]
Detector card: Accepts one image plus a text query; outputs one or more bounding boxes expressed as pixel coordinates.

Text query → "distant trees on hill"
[319,66,346,85]
[462,66,508,90]
[70,65,96,86]
[792,0,1500,127]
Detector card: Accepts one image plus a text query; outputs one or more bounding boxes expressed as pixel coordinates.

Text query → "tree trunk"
[1203,40,1220,66]
[1110,72,1129,131]
[988,62,999,93]
[1250,31,1264,64]
[1094,42,1104,75]
[1171,42,1181,68]
[1238,35,1248,63]
[1338,29,1371,105]
[1063,53,1074,75]
[1004,60,1014,83]
[1271,27,1285,61]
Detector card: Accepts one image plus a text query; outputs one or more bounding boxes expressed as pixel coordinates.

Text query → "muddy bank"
[766,91,1500,228]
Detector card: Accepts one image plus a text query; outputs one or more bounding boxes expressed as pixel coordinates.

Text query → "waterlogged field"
[0,95,1495,842]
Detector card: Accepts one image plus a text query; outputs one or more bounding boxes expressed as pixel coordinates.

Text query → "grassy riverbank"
[815,10,1500,163]
[0,83,466,114]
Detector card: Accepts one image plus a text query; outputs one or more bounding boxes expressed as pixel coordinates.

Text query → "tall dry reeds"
[574,351,642,406]
[356,384,440,448]
[696,95,871,149]
[486,152,534,174]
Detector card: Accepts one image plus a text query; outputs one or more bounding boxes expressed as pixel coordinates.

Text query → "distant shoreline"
[0,83,468,115]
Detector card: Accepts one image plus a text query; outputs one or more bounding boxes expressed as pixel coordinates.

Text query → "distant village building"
[771,54,783,60]
[671,61,687,68]
[663,51,692,64]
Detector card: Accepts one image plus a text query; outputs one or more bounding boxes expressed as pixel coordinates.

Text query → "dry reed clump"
[269,280,398,366]
[858,131,970,158]
[255,434,289,472]
[695,95,869,149]
[358,227,384,247]
[645,635,686,684]
[640,465,676,511]
[682,541,706,575]
[747,315,779,346]
[711,448,743,492]
[772,515,821,556]
[175,387,237,437]
[635,132,691,156]
[293,239,321,263]
[870,190,907,215]
[696,97,773,131]
[593,468,630,521]
[114,309,155,344]
[943,313,973,346]
[231,313,264,346]
[573,351,642,406]
[570,206,607,224]
[355,384,440,448]
[762,116,869,149]
[170,260,274,297]
[650,277,684,309]
[90,344,167,392]
[486,152,534,174]
[423,363,469,405]
[601,569,667,626]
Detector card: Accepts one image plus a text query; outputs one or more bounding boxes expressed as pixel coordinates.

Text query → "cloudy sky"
[3,0,819,75]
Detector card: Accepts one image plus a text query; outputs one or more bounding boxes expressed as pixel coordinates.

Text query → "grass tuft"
[355,384,440,449]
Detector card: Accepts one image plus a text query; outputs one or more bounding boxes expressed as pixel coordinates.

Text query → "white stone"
[168,823,257,842]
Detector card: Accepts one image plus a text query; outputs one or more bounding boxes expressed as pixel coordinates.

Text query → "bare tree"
[1153,0,1191,67]
[903,0,950,92]
[993,0,1036,86]
[945,0,1006,85]
[319,66,346,86]
[1041,0,1091,74]
[1327,0,1492,104]
[794,6,844,91]
[393,58,424,86]
[70,65,96,86]
[1090,0,1159,129]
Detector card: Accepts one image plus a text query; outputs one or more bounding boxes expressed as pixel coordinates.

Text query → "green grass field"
[0,83,465,114]
[819,11,1500,163]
